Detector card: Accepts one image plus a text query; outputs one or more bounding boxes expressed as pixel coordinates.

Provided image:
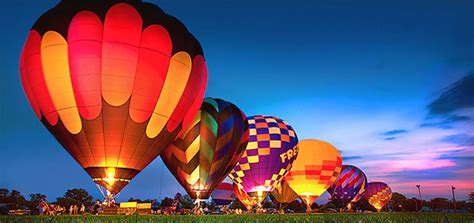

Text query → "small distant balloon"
[211,182,235,206]
[364,182,392,212]
[327,165,367,209]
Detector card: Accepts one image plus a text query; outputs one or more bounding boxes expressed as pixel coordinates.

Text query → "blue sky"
[1,0,473,202]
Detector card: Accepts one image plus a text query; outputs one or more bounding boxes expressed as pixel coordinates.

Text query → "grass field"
[0,213,473,223]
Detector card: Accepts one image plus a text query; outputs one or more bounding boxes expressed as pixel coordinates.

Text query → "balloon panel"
[211,182,235,206]
[271,180,299,204]
[285,139,342,203]
[363,182,392,211]
[229,115,298,196]
[162,98,249,199]
[233,183,257,210]
[20,0,207,194]
[327,165,367,205]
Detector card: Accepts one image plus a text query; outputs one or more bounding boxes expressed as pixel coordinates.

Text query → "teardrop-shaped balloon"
[271,180,299,206]
[363,182,392,212]
[233,183,257,211]
[285,139,342,211]
[229,115,298,204]
[211,182,235,206]
[162,98,249,199]
[327,165,367,209]
[19,0,207,195]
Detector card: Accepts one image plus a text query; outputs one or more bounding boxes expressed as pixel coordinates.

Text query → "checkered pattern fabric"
[363,182,393,210]
[229,115,298,194]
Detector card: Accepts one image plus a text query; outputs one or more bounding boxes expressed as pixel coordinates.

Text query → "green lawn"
[1,213,473,223]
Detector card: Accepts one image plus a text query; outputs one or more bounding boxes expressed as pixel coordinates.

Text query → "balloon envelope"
[285,139,342,208]
[233,183,257,210]
[162,98,249,199]
[363,182,392,211]
[229,115,298,203]
[211,182,235,206]
[271,180,299,205]
[327,165,367,206]
[20,0,207,194]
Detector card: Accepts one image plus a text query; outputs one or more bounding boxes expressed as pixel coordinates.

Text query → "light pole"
[416,185,422,210]
[451,186,456,210]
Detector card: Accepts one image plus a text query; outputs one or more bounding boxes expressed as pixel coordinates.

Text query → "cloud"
[420,115,471,129]
[428,72,474,115]
[342,156,362,161]
[384,137,397,141]
[441,134,474,147]
[381,129,408,136]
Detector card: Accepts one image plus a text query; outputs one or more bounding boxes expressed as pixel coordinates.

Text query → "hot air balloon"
[229,115,298,205]
[363,182,392,212]
[162,98,249,200]
[271,180,299,209]
[233,183,257,211]
[285,139,342,212]
[211,182,235,206]
[327,165,367,210]
[19,0,207,198]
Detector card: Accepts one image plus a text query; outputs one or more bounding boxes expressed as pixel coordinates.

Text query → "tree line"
[1,188,472,215]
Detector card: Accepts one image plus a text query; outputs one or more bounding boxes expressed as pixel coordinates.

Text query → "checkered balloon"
[363,182,392,211]
[228,115,298,203]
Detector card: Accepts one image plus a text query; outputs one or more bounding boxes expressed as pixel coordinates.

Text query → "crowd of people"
[38,199,86,216]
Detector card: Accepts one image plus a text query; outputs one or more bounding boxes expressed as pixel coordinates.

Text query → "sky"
[0,0,473,202]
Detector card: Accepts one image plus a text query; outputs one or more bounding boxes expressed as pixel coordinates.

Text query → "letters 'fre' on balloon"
[211,182,235,206]
[162,98,249,200]
[233,183,257,211]
[327,165,367,209]
[285,139,342,211]
[19,0,207,195]
[271,180,299,208]
[229,115,298,204]
[363,182,392,212]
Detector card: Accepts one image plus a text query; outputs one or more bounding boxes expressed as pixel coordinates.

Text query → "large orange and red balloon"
[285,139,342,211]
[20,0,207,194]
[162,98,249,200]
[229,115,298,204]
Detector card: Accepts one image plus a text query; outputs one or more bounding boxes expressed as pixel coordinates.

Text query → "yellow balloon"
[285,139,342,211]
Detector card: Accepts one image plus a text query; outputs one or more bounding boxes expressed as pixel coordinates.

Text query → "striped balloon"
[327,165,367,208]
[19,0,207,194]
[162,98,249,199]
[363,182,392,212]
[211,182,235,206]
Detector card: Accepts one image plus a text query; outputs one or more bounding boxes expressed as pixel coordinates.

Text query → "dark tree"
[56,188,93,208]
[160,197,174,207]
[179,195,195,209]
[26,193,47,214]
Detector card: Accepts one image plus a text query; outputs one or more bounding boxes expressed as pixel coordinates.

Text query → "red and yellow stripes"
[20,1,208,194]
[20,3,207,136]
